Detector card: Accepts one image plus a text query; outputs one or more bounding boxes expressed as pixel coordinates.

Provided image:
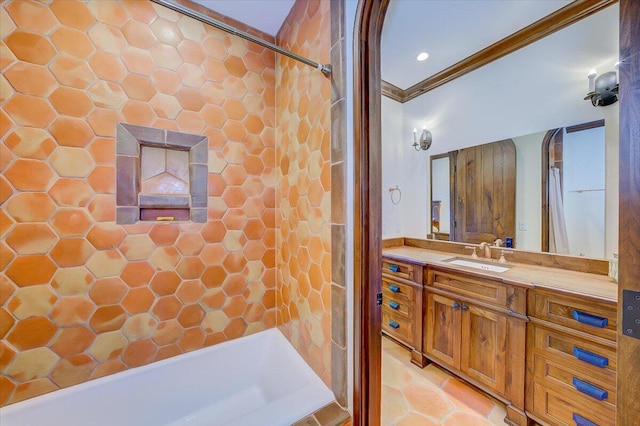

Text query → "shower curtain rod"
[150,0,332,77]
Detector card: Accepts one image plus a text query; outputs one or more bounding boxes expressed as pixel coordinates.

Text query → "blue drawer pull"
[389,264,400,272]
[389,284,400,293]
[389,301,400,310]
[389,320,400,329]
[572,310,608,328]
[573,346,608,368]
[572,413,598,426]
[572,377,607,401]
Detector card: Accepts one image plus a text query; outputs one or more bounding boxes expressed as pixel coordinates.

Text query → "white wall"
[563,126,606,258]
[513,131,544,251]
[381,97,405,238]
[604,103,619,259]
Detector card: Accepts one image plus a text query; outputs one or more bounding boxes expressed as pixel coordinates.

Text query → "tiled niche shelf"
[116,123,208,224]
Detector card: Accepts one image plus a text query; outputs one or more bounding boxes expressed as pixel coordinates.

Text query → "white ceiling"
[190,0,295,36]
[381,0,572,89]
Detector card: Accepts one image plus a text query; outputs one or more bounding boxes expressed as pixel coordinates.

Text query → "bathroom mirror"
[430,118,617,259]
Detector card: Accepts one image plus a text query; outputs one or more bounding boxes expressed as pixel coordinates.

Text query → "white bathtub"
[0,328,334,426]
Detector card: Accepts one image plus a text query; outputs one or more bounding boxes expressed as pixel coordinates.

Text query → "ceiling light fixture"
[416,52,429,61]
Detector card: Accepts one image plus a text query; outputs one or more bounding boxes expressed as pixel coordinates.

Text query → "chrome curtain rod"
[150,0,332,76]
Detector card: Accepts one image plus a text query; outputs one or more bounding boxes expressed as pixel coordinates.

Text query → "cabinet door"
[460,304,507,395]
[425,292,461,369]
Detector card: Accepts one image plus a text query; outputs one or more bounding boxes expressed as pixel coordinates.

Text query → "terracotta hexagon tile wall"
[0,0,294,407]
[276,0,332,387]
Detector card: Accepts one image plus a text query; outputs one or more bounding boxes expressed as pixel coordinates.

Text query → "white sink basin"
[444,257,512,273]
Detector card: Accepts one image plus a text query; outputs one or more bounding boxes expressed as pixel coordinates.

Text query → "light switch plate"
[622,290,640,339]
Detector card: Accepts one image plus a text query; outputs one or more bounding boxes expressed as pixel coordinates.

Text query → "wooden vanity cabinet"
[424,268,528,426]
[381,258,425,367]
[526,289,617,426]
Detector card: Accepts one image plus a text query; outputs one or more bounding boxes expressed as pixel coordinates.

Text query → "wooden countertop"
[383,245,618,303]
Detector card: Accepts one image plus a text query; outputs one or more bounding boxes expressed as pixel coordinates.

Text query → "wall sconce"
[412,127,432,151]
[584,69,618,107]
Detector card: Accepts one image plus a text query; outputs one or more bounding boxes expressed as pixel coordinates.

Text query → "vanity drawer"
[529,291,617,342]
[430,270,507,308]
[382,259,415,281]
[382,294,412,317]
[382,309,413,344]
[532,380,614,426]
[532,351,616,408]
[532,325,617,378]
[382,277,415,303]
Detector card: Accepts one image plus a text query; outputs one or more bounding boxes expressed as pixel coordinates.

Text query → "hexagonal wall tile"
[50,209,93,236]
[6,192,56,222]
[89,277,128,305]
[49,87,94,117]
[6,255,57,287]
[48,178,93,207]
[4,62,57,97]
[51,27,95,59]
[51,267,94,296]
[3,94,56,128]
[49,296,94,327]
[5,31,56,66]
[89,305,127,334]
[7,317,57,350]
[5,1,58,34]
[7,286,58,319]
[6,347,59,381]
[86,250,127,278]
[50,147,95,178]
[49,55,96,89]
[4,127,56,160]
[50,238,94,268]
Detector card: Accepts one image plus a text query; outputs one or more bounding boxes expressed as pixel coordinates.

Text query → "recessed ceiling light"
[417,52,429,61]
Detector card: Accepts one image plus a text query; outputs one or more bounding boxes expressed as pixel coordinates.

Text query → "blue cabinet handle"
[453,302,460,309]
[389,284,400,293]
[389,301,400,310]
[572,377,608,401]
[389,320,400,329]
[573,346,609,368]
[389,264,400,272]
[572,413,598,426]
[572,310,608,328]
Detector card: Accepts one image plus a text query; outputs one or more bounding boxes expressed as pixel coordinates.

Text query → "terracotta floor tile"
[396,413,439,426]
[381,385,410,425]
[441,378,495,418]
[382,352,413,390]
[381,337,506,426]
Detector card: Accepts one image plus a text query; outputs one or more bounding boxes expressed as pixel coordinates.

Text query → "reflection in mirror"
[430,154,450,239]
[430,120,617,259]
[546,122,606,258]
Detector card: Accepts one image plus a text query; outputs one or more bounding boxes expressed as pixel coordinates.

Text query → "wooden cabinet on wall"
[381,258,425,366]
[424,268,528,426]
[526,289,617,426]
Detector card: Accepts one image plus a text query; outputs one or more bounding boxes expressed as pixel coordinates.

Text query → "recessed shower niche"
[116,123,208,224]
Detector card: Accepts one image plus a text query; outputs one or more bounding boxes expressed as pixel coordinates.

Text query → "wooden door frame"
[353,0,639,424]
[352,0,389,423]
[616,0,640,422]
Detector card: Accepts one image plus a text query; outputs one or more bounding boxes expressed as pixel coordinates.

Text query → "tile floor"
[382,337,507,426]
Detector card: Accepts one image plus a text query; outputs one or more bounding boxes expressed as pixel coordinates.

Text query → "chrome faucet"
[478,242,492,259]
